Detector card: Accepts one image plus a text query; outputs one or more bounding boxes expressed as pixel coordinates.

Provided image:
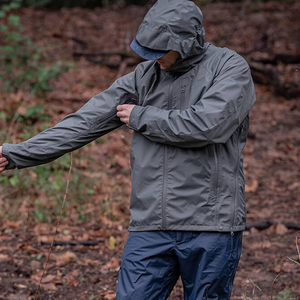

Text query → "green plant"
[17,103,50,125]
[274,289,297,300]
[0,1,73,96]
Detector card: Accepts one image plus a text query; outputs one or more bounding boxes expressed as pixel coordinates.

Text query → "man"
[0,0,256,299]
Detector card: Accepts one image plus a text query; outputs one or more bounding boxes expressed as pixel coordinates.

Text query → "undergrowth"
[0,104,121,225]
[0,0,73,96]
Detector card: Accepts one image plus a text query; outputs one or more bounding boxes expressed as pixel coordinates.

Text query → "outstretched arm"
[1,66,143,170]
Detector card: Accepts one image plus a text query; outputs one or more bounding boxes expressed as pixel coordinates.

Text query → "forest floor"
[0,1,300,299]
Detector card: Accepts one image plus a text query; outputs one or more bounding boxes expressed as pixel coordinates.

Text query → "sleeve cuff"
[2,143,17,170]
[128,105,146,131]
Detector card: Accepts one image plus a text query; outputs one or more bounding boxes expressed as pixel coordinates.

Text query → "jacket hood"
[135,0,207,72]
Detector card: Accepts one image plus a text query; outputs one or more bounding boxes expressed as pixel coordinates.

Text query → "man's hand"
[0,146,8,173]
[116,104,136,126]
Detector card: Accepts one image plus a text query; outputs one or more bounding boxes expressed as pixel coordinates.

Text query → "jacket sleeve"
[2,68,141,170]
[128,53,256,148]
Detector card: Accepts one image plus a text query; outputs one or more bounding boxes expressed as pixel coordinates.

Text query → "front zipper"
[161,79,175,230]
[231,126,243,234]
[213,144,219,203]
[161,145,168,230]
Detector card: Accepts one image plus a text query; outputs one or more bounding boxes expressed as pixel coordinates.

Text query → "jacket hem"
[128,224,246,232]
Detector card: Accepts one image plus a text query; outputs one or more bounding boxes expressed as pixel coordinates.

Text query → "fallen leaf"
[245,180,259,193]
[276,223,288,235]
[15,284,27,289]
[4,220,20,229]
[25,245,40,254]
[114,154,129,169]
[80,258,100,265]
[288,181,300,191]
[0,254,9,261]
[101,257,120,270]
[41,283,57,291]
[56,234,72,242]
[108,236,116,250]
[30,260,42,270]
[42,274,57,284]
[38,235,53,243]
[28,170,38,179]
[101,290,116,298]
[52,251,77,266]
[0,246,13,252]
[249,240,272,249]
[7,293,27,300]
[17,106,27,116]
[104,294,116,300]
[31,270,43,282]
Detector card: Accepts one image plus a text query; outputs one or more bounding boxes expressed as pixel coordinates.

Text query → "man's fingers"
[0,160,8,168]
[116,111,125,118]
[120,117,129,124]
[0,158,8,165]
[117,104,135,125]
[117,110,130,122]
[0,165,6,172]
[0,158,8,164]
[117,104,127,111]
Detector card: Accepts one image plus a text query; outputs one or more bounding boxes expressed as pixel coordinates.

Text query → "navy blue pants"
[116,231,242,300]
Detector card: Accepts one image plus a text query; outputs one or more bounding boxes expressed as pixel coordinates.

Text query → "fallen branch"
[245,220,277,231]
[40,240,102,246]
[53,33,87,47]
[35,152,73,300]
[245,220,300,231]
[250,53,300,65]
[84,56,140,68]
[246,59,300,99]
[282,222,300,230]
[47,98,89,103]
[247,60,279,86]
[73,50,138,59]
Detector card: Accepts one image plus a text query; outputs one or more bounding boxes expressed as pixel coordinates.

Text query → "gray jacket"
[2,0,256,233]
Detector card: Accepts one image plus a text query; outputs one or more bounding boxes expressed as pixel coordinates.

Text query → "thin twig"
[249,278,262,296]
[296,235,300,262]
[287,256,300,266]
[270,273,280,300]
[34,152,73,300]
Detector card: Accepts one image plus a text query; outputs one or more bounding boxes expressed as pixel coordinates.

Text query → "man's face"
[156,51,180,70]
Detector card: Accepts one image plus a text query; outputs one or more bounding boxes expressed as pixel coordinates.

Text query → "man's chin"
[159,65,170,70]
